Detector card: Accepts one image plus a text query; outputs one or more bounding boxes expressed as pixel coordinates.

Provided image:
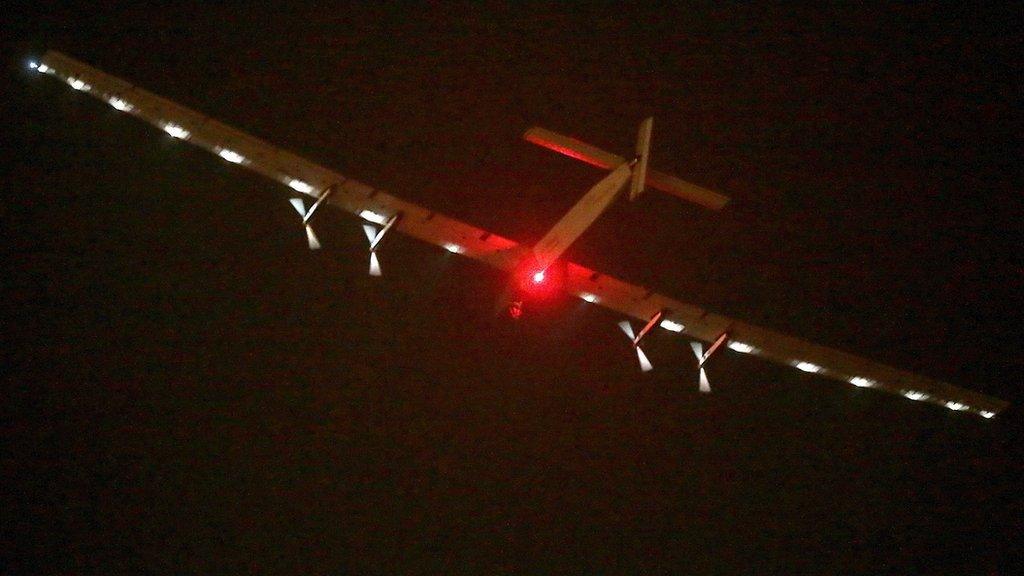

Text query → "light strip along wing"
[562,264,1007,418]
[38,51,521,271]
[36,51,1007,418]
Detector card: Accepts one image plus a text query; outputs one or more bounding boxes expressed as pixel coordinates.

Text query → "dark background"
[3,2,1021,573]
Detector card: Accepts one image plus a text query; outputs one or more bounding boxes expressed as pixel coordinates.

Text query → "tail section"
[629,117,653,201]
[523,124,729,210]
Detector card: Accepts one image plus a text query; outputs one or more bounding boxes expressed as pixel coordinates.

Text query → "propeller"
[689,342,712,393]
[362,224,384,276]
[289,198,321,250]
[618,321,654,372]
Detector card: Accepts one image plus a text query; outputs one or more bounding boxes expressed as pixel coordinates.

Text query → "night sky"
[3,3,1022,573]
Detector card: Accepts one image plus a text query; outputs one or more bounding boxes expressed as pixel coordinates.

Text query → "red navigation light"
[513,254,564,302]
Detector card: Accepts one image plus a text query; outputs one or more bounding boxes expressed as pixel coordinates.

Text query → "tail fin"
[629,117,653,201]
[523,125,729,210]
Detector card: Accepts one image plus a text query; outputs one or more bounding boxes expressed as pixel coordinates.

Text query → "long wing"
[562,264,1007,417]
[36,51,522,272]
[35,51,1007,418]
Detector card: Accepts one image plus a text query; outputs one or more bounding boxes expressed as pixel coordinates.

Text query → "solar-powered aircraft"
[27,51,1008,419]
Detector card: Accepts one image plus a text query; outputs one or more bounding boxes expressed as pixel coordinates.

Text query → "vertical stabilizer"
[629,117,653,201]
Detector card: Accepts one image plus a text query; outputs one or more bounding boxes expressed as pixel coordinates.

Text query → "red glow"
[524,131,613,169]
[511,253,564,305]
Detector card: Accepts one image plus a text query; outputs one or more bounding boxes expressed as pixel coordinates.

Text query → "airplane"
[26,51,1008,419]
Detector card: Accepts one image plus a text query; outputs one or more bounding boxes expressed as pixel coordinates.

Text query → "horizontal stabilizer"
[524,126,729,210]
[525,127,623,169]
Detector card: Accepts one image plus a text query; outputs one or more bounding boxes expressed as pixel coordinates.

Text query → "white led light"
[443,243,462,254]
[659,319,684,333]
[903,390,929,401]
[164,123,190,139]
[579,292,598,303]
[945,401,967,411]
[794,361,822,373]
[288,179,314,194]
[37,63,53,74]
[728,341,755,354]
[68,77,91,91]
[980,411,995,419]
[359,210,389,225]
[108,97,133,112]
[849,376,874,388]
[218,148,245,164]
[28,61,38,70]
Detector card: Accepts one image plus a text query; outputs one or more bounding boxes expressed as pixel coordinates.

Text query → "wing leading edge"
[34,51,1007,418]
[561,263,1007,417]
